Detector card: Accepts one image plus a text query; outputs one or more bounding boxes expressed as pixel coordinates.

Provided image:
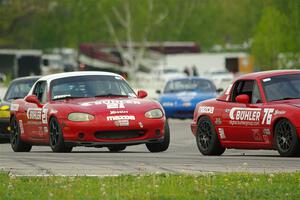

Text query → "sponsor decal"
[110,110,129,115]
[114,120,129,127]
[162,102,174,107]
[38,126,43,135]
[229,120,259,126]
[215,118,222,125]
[44,127,48,133]
[262,78,271,82]
[107,115,135,121]
[53,94,70,99]
[229,107,261,121]
[262,108,274,125]
[10,104,19,111]
[27,108,42,120]
[198,106,214,114]
[139,122,144,128]
[229,107,274,126]
[274,110,286,115]
[42,109,48,124]
[81,100,140,109]
[252,129,263,141]
[218,128,226,139]
[263,128,271,135]
[263,135,270,143]
[19,120,24,134]
[225,108,231,113]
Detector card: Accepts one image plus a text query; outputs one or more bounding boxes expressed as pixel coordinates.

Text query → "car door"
[221,80,264,143]
[24,81,47,140]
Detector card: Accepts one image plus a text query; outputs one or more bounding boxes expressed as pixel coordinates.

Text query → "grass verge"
[0,172,299,200]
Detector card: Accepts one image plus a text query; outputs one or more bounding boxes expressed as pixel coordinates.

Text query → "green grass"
[0,172,300,200]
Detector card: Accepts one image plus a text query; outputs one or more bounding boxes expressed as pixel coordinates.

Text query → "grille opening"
[95,130,146,139]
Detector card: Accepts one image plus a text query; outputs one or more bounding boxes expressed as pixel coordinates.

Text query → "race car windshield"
[262,74,300,102]
[164,79,216,93]
[4,80,37,101]
[51,75,136,100]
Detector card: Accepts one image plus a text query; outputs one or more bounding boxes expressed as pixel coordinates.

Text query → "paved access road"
[1,119,300,176]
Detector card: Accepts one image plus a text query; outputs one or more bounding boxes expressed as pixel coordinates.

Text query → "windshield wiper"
[94,94,128,97]
[52,96,84,101]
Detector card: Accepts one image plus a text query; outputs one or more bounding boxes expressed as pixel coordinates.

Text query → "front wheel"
[196,116,225,156]
[146,120,170,152]
[10,116,32,152]
[49,118,73,153]
[275,119,300,157]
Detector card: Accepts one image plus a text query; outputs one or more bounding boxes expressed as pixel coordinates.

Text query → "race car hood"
[54,97,161,116]
[159,91,216,104]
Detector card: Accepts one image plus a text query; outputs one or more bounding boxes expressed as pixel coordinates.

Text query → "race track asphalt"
[1,119,300,176]
[0,86,300,176]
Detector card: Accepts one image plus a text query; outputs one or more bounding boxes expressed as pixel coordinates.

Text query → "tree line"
[0,0,299,70]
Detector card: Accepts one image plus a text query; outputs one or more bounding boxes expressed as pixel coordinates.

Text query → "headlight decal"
[68,112,95,122]
[145,109,163,119]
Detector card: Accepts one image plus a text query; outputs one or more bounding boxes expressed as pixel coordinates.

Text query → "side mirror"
[156,90,161,94]
[137,90,148,98]
[216,88,223,93]
[235,94,249,104]
[25,95,42,106]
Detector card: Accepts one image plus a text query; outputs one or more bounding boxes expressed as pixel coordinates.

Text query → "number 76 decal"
[262,108,274,125]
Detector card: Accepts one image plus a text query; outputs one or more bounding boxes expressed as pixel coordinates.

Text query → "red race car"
[10,71,169,153]
[191,70,300,157]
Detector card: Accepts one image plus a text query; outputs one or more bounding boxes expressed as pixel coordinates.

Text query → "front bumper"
[66,138,164,147]
[60,117,165,146]
[191,121,197,136]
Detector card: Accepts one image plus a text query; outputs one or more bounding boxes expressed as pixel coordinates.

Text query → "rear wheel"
[196,116,225,156]
[10,116,32,152]
[107,145,126,152]
[49,117,73,153]
[146,120,170,152]
[275,119,300,157]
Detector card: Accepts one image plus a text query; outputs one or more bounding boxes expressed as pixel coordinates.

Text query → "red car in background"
[10,71,169,153]
[191,70,300,157]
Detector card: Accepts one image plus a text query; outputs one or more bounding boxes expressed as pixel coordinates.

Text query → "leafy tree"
[251,6,292,70]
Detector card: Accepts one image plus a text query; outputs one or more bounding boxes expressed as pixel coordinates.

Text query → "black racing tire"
[146,120,170,152]
[196,116,225,156]
[49,117,73,153]
[107,145,126,152]
[10,116,32,152]
[274,119,300,157]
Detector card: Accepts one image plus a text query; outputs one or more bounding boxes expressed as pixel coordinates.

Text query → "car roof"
[237,70,300,80]
[10,76,41,83]
[38,71,121,82]
[167,76,212,82]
